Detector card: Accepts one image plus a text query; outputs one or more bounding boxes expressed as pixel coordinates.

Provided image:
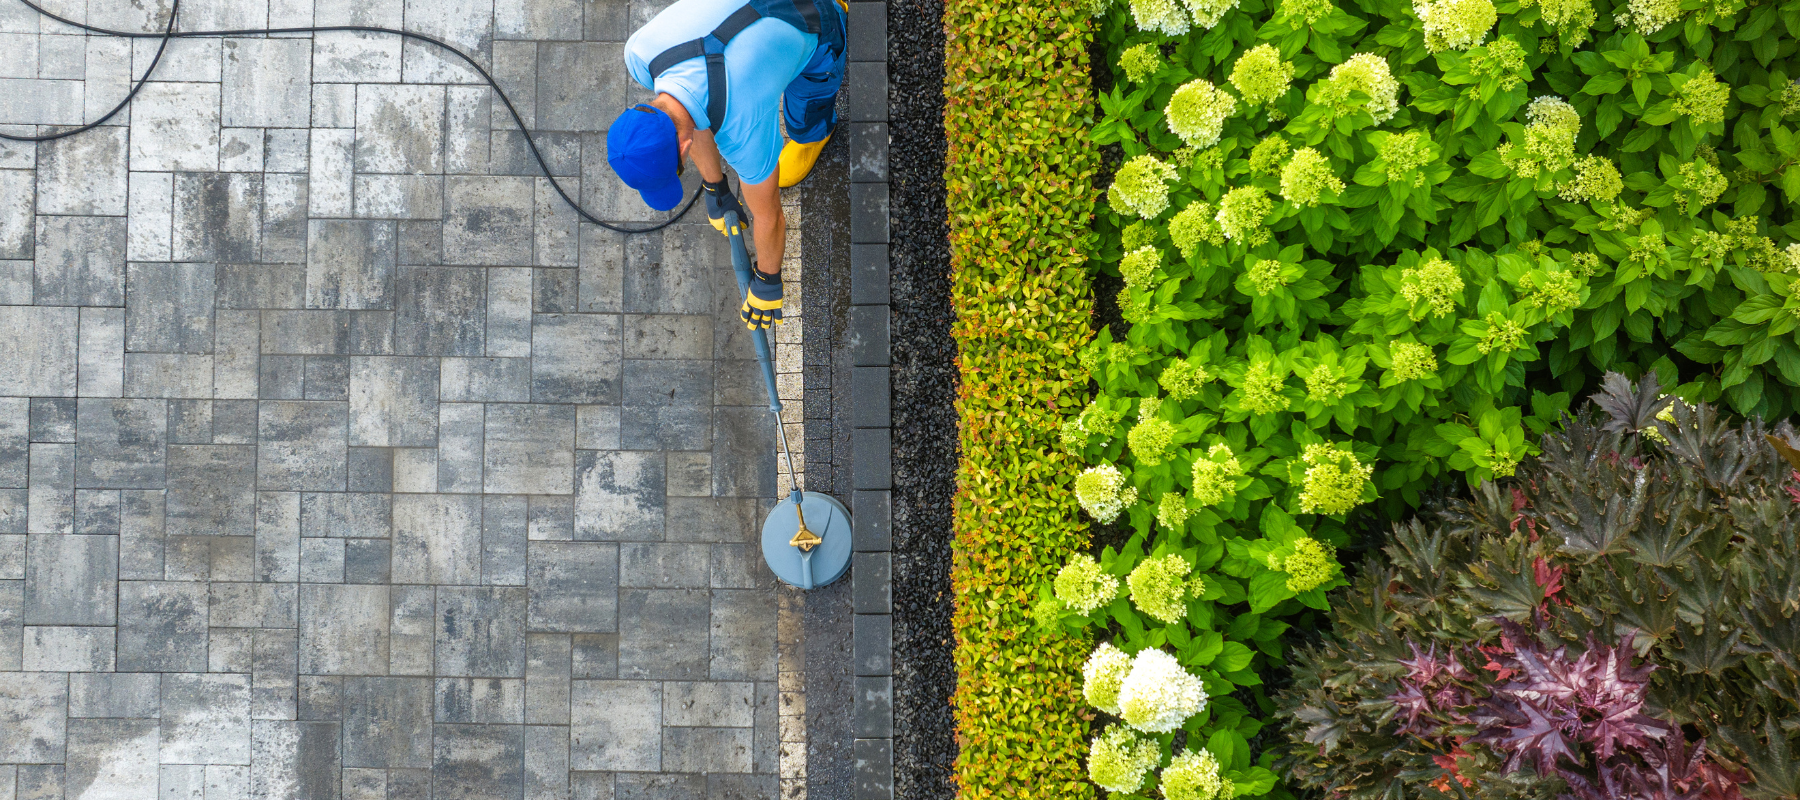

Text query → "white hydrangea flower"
[1075,463,1139,523]
[1166,79,1237,149]
[1181,0,1240,29]
[1314,53,1400,124]
[1129,0,1191,35]
[1082,642,1132,714]
[1117,648,1208,733]
[1414,0,1496,52]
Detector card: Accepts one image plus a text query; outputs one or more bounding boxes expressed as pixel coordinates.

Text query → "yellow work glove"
[703,178,746,236]
[741,266,783,330]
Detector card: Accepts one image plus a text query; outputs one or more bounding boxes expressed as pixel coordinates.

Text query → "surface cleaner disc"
[760,492,853,590]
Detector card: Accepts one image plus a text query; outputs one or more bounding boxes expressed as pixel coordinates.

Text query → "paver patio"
[0,0,797,796]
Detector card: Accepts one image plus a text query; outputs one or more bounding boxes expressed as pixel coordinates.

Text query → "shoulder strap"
[645,0,830,132]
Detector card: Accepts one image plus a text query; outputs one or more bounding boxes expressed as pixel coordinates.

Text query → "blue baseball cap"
[607,104,684,211]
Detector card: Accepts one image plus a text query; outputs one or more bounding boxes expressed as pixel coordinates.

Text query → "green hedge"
[1036,0,1800,795]
[945,1,1101,798]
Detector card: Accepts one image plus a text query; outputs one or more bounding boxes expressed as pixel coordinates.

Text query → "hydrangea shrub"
[1047,0,1800,793]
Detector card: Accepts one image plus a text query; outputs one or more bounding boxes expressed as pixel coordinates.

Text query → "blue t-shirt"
[624,0,816,185]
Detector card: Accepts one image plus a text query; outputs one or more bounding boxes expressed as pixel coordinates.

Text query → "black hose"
[0,0,701,234]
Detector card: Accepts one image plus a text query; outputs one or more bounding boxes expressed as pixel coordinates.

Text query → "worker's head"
[607,102,689,211]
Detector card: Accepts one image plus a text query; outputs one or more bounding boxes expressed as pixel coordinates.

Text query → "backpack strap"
[645,0,839,132]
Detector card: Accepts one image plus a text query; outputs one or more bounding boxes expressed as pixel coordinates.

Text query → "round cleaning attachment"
[761,491,853,590]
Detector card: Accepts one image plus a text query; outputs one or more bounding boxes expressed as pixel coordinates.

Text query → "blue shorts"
[781,5,844,144]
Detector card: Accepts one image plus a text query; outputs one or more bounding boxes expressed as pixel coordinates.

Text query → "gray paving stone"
[390,584,437,676]
[0,170,34,260]
[165,445,257,536]
[349,356,439,447]
[262,180,309,267]
[266,129,309,173]
[619,543,709,589]
[527,495,575,541]
[306,219,397,310]
[173,172,263,264]
[16,763,66,800]
[73,489,121,535]
[118,490,165,580]
[534,267,579,313]
[221,128,267,173]
[663,682,753,728]
[35,127,126,216]
[209,583,297,629]
[710,774,778,800]
[218,263,304,310]
[298,583,389,675]
[309,127,353,215]
[21,625,113,671]
[497,0,583,39]
[24,533,116,625]
[27,443,75,534]
[709,590,776,681]
[342,677,433,769]
[65,718,159,795]
[0,398,24,487]
[622,315,712,361]
[250,629,299,721]
[442,357,531,403]
[117,581,207,671]
[622,227,716,315]
[570,633,617,680]
[0,258,29,303]
[257,401,348,491]
[123,354,216,399]
[249,720,340,800]
[395,266,485,356]
[346,448,394,493]
[346,538,392,584]
[570,680,659,772]
[0,578,19,669]
[354,84,445,174]
[400,0,494,83]
[392,494,482,585]
[435,678,525,724]
[577,226,624,313]
[312,32,401,83]
[525,542,617,633]
[34,214,125,306]
[483,404,575,495]
[532,314,621,403]
[666,453,709,499]
[127,170,173,262]
[574,406,620,452]
[68,672,160,719]
[482,495,526,585]
[210,628,255,674]
[536,178,581,267]
[212,312,260,401]
[162,673,252,765]
[300,536,346,582]
[486,267,532,358]
[167,400,213,445]
[0,672,65,763]
[436,586,527,677]
[573,451,663,541]
[443,177,534,266]
[662,727,751,774]
[394,448,439,493]
[710,408,773,498]
[614,774,705,800]
[525,724,570,800]
[356,174,445,220]
[221,38,312,128]
[617,589,708,680]
[0,533,20,577]
[305,356,350,401]
[163,763,206,800]
[434,724,526,800]
[298,493,390,540]
[129,82,220,171]
[535,42,627,132]
[260,309,397,356]
[0,306,77,396]
[525,633,572,725]
[662,498,765,545]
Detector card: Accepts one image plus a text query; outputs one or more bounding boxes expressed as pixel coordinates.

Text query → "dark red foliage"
[1464,622,1748,800]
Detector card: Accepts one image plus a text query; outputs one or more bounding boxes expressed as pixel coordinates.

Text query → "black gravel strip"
[887,0,957,793]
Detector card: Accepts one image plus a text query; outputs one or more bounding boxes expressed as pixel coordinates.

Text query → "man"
[605,0,846,330]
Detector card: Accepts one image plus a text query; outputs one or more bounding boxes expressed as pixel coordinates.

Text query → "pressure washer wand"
[724,211,801,500]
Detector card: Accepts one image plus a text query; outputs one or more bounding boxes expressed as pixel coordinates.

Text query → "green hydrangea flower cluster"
[1075,463,1139,523]
[1245,258,1289,295]
[1157,492,1191,530]
[1297,443,1372,515]
[1379,131,1433,185]
[1130,0,1191,35]
[1485,444,1521,476]
[1082,642,1132,713]
[1475,38,1528,87]
[1304,363,1348,403]
[1569,251,1602,277]
[1501,96,1580,178]
[1476,311,1527,354]
[1162,749,1233,800]
[1183,0,1241,29]
[1055,554,1121,614]
[1109,155,1178,219]
[1280,536,1338,591]
[1167,79,1237,148]
[1388,341,1438,382]
[1230,44,1294,108]
[1121,246,1162,289]
[1399,258,1464,319]
[1521,270,1581,313]
[1088,724,1162,794]
[1559,155,1623,203]
[1614,0,1680,35]
[1159,359,1212,400]
[1216,186,1273,245]
[1314,53,1400,124]
[1121,221,1158,250]
[1676,69,1731,125]
[1677,159,1728,213]
[1169,201,1225,259]
[1783,81,1800,117]
[1279,0,1333,24]
[1191,443,1246,505]
[1413,0,1496,52]
[1128,553,1199,623]
[1520,0,1594,45]
[1783,243,1800,274]
[1239,359,1290,414]
[1249,135,1291,176]
[1128,416,1178,466]
[1279,147,1343,207]
[1118,647,1209,732]
[1118,43,1162,84]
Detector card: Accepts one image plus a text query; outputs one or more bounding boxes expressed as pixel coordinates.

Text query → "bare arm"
[740,171,783,275]
[687,129,727,183]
